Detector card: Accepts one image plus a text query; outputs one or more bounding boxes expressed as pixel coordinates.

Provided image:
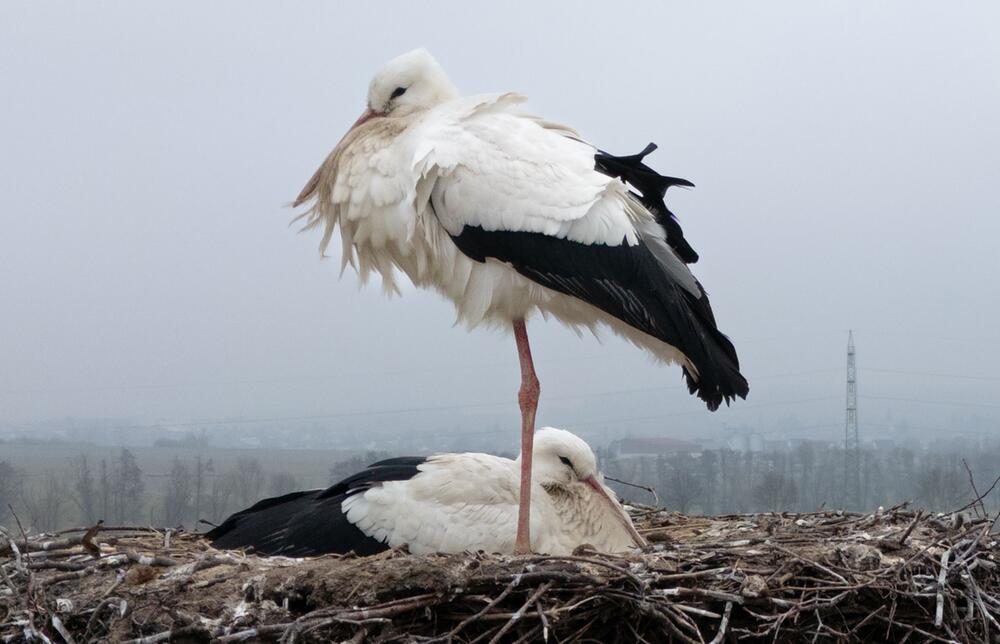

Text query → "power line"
[567,396,843,428]
[859,395,1000,409]
[863,368,1000,382]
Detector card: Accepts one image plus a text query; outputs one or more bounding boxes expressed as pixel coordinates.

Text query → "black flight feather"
[206,457,427,557]
[595,143,699,264]
[443,144,748,410]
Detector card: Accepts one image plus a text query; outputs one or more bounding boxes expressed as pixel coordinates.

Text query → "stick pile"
[2,505,998,642]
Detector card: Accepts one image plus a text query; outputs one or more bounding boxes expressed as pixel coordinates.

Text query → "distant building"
[611,437,701,457]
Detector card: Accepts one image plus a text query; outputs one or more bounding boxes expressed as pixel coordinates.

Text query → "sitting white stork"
[292,49,748,554]
[206,428,645,556]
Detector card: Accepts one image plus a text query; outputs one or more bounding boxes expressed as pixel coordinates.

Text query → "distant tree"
[916,463,965,510]
[0,460,24,527]
[68,455,98,524]
[20,471,67,532]
[328,451,389,485]
[206,459,236,524]
[660,455,702,514]
[99,458,111,521]
[192,456,207,525]
[753,471,797,511]
[110,448,145,524]
[268,472,299,497]
[162,457,193,526]
[231,457,265,507]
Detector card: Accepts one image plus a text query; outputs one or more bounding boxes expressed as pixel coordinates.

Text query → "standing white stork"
[206,428,645,556]
[293,49,748,554]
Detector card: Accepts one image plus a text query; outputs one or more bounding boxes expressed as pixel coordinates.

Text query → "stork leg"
[512,318,539,555]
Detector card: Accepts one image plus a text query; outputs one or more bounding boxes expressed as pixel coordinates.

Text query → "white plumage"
[343,428,643,555]
[207,428,646,556]
[294,52,694,365]
[292,48,747,554]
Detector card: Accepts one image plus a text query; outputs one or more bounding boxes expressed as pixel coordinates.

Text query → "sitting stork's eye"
[390,86,407,99]
[559,456,573,468]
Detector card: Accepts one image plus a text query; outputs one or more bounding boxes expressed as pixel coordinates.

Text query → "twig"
[708,602,732,644]
[955,471,1000,516]
[487,582,552,644]
[604,476,659,504]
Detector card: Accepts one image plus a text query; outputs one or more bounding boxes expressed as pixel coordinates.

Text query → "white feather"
[339,428,641,555]
[293,53,697,370]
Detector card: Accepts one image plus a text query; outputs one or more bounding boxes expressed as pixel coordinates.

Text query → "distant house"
[611,437,701,458]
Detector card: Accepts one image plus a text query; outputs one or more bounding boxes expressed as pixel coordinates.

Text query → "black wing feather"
[206,457,427,556]
[445,144,748,410]
[595,143,699,264]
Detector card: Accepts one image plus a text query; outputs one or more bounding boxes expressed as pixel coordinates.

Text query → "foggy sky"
[1,2,998,446]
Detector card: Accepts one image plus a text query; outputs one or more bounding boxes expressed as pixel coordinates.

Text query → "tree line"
[1,442,997,534]
[599,442,997,516]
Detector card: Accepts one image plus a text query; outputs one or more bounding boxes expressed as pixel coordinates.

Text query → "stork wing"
[342,453,521,555]
[205,457,429,557]
[416,96,748,410]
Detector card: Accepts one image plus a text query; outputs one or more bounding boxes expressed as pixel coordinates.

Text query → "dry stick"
[526,554,646,589]
[429,580,517,643]
[81,520,103,559]
[873,614,959,644]
[487,582,552,644]
[510,623,543,644]
[639,602,701,644]
[7,505,31,568]
[534,599,551,642]
[961,459,986,519]
[604,476,659,505]
[708,602,733,644]
[936,548,953,627]
[898,510,924,546]
[955,471,1000,516]
[83,596,123,642]
[50,615,76,644]
[770,544,849,585]
[849,604,887,637]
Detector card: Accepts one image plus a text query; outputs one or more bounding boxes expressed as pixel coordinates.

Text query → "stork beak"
[348,108,382,132]
[585,476,648,548]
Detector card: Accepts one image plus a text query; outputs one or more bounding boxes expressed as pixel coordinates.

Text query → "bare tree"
[99,458,111,521]
[20,471,68,532]
[659,455,703,514]
[0,460,25,528]
[754,471,797,511]
[162,457,193,526]
[268,472,299,496]
[328,451,389,485]
[206,459,236,525]
[110,448,145,524]
[68,455,98,524]
[193,456,207,525]
[231,457,265,507]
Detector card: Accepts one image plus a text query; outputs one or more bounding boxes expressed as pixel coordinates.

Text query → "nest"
[2,505,998,643]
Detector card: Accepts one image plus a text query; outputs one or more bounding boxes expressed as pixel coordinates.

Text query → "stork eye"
[390,86,407,99]
[559,456,573,468]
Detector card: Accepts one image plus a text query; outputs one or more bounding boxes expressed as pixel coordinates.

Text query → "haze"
[2,2,998,450]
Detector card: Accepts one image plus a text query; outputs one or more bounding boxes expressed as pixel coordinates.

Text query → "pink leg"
[512,318,539,555]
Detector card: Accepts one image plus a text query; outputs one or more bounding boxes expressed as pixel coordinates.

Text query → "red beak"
[349,108,382,132]
[585,476,647,548]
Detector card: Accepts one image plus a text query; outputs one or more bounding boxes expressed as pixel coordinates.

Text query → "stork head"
[523,427,647,548]
[529,428,600,487]
[348,48,458,132]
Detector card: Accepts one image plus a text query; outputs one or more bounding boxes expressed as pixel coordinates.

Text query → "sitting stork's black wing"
[206,457,427,556]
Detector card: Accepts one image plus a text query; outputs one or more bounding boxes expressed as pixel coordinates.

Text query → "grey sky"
[1,2,998,445]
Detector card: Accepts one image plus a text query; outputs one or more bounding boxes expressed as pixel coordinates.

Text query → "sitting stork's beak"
[584,476,648,548]
[348,108,383,132]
